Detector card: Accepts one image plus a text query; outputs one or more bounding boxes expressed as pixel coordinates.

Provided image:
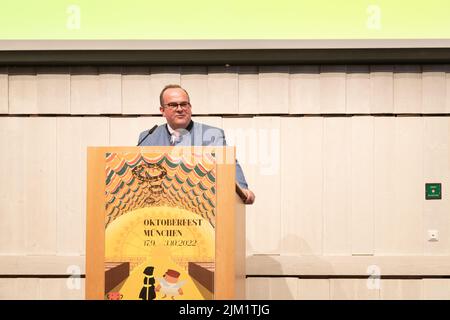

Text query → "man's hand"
[243,189,255,205]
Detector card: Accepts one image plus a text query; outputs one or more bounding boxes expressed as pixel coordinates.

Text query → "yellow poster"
[103,151,216,300]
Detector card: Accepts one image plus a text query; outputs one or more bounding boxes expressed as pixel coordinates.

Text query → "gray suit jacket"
[137,121,248,189]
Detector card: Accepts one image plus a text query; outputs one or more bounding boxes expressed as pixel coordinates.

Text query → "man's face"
[160,88,192,130]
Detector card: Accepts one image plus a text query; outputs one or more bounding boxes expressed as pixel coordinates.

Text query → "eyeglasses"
[164,102,191,110]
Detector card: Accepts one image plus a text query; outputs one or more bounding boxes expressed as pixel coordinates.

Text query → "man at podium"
[137,84,255,204]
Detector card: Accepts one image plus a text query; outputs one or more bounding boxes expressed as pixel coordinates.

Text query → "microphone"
[137,125,158,146]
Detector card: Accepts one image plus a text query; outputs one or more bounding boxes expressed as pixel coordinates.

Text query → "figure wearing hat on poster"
[156,269,186,300]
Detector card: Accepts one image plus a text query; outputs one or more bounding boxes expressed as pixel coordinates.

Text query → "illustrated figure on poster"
[156,269,186,300]
[139,266,156,300]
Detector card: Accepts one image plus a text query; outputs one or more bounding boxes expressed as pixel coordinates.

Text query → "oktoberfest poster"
[104,150,216,300]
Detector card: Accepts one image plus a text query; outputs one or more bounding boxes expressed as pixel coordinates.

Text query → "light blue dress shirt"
[138,121,249,189]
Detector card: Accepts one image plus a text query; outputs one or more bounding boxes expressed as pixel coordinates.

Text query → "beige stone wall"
[0,65,449,299]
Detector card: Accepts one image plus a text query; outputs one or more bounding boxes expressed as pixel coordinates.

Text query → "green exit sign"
[425,183,442,200]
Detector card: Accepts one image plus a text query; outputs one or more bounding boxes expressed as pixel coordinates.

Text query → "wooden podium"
[85,147,246,300]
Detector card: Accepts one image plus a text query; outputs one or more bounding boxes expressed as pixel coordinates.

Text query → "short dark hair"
[159,84,190,107]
